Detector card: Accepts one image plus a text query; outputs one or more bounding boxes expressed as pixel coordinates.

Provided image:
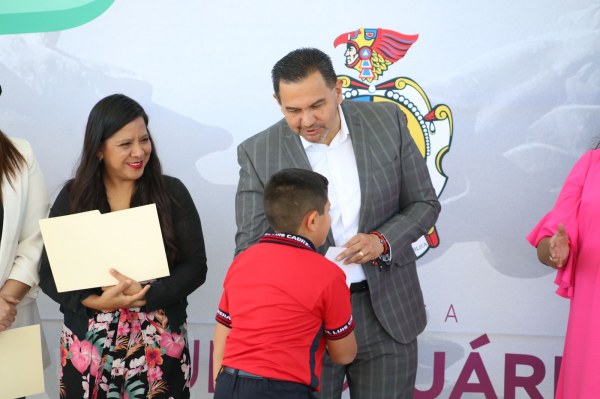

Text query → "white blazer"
[0,137,49,326]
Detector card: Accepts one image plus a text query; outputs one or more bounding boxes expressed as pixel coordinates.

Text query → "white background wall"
[1,1,600,397]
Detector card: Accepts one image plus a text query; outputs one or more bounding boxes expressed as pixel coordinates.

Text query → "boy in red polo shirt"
[213,168,357,399]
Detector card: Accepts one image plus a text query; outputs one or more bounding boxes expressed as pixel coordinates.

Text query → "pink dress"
[527,149,600,399]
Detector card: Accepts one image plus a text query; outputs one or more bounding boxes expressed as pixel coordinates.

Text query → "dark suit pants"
[316,290,418,399]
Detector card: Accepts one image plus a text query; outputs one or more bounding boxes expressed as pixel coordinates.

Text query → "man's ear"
[335,79,344,104]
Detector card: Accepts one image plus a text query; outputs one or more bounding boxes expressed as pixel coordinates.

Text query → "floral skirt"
[59,308,191,399]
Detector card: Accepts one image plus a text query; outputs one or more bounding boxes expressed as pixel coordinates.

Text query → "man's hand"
[0,294,19,332]
[336,233,384,264]
[549,224,569,268]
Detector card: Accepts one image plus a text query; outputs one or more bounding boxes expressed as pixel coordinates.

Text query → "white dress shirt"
[301,106,367,283]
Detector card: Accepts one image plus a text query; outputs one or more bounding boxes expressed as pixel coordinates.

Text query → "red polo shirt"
[216,233,354,390]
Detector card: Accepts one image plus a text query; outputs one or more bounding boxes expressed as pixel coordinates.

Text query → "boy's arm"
[213,323,231,384]
[322,270,357,365]
[327,332,357,365]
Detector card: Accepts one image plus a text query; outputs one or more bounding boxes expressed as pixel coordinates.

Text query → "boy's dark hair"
[264,168,329,234]
[271,48,338,99]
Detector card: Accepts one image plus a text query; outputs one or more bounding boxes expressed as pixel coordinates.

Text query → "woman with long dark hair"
[527,142,600,398]
[40,94,207,398]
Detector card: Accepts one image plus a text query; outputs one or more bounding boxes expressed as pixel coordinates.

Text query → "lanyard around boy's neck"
[259,232,316,251]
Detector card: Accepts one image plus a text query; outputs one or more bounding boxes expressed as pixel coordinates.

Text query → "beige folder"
[0,324,44,398]
[39,203,170,292]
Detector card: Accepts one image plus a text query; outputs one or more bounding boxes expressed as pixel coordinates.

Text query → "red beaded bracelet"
[369,231,389,255]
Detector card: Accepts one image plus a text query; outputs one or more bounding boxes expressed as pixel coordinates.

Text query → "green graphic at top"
[0,0,115,34]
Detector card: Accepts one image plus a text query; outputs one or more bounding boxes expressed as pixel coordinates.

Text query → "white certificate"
[0,325,44,398]
[40,203,170,292]
[325,246,365,287]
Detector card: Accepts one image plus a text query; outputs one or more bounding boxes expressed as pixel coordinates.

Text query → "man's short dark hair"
[271,48,338,99]
[264,168,329,234]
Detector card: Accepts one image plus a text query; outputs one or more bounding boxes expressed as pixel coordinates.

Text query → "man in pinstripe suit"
[235,48,440,398]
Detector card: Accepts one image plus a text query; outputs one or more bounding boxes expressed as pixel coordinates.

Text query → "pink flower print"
[145,347,164,369]
[117,321,131,335]
[70,339,92,374]
[90,345,101,378]
[70,340,101,376]
[119,309,131,323]
[131,320,142,335]
[160,331,185,358]
[148,366,163,382]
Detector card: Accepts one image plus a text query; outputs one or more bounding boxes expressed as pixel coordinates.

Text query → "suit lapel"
[280,124,311,169]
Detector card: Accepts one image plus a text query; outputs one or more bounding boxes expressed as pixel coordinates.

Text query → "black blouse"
[39,176,207,338]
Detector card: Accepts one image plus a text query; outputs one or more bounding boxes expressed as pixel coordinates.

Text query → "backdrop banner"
[2,1,599,397]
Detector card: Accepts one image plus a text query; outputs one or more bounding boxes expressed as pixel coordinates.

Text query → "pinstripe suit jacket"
[235,100,440,343]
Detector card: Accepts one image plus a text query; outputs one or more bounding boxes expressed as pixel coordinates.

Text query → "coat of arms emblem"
[335,28,453,257]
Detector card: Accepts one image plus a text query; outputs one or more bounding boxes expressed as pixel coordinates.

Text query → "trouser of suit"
[316,290,418,399]
[214,368,317,399]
